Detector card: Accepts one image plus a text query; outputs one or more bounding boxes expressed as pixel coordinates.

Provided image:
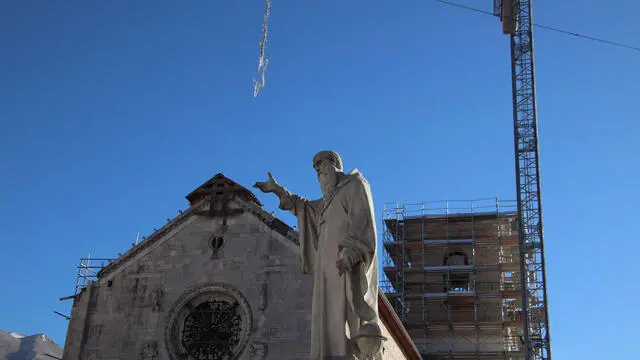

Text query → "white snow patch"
[9,332,27,339]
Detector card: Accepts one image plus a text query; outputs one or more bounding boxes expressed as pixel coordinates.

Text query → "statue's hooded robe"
[279,169,379,359]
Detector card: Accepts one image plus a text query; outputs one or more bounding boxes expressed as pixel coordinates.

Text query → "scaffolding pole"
[381,199,524,359]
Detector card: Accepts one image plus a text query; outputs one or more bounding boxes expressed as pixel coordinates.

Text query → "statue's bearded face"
[314,157,339,198]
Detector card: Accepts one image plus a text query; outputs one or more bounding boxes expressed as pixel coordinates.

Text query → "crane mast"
[501,0,552,358]
[253,1,553,358]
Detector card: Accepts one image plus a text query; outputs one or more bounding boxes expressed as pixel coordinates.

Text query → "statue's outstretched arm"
[253,172,300,214]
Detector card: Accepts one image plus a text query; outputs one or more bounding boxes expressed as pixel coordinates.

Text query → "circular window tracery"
[165,284,252,360]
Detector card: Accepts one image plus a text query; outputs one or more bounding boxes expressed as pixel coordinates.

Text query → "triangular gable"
[97,174,296,279]
[185,173,263,208]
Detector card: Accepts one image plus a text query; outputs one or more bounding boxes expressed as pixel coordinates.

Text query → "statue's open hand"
[336,247,363,276]
[253,172,279,194]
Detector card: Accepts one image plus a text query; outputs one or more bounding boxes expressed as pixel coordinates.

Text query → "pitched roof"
[185,173,263,207]
[97,174,295,279]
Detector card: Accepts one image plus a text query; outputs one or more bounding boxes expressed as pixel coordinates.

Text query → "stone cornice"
[377,291,422,360]
[97,200,209,279]
[97,196,299,280]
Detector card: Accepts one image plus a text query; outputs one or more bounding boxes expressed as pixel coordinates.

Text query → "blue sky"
[1,0,638,358]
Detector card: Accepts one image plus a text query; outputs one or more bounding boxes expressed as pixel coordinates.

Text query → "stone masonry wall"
[63,201,314,360]
[379,316,412,360]
[62,197,413,360]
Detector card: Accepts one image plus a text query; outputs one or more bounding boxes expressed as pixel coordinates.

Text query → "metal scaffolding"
[74,256,115,295]
[381,199,525,359]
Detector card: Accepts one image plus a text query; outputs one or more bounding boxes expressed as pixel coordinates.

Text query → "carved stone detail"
[253,151,383,359]
[208,234,225,259]
[150,287,164,312]
[198,182,246,261]
[164,283,253,360]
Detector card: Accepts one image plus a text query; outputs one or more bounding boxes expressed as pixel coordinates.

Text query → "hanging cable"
[253,0,271,98]
[436,0,640,52]
[533,23,640,52]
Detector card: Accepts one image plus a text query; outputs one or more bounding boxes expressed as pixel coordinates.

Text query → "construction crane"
[496,1,552,359]
[254,1,553,358]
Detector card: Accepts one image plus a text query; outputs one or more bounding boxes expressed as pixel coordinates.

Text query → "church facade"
[61,174,420,360]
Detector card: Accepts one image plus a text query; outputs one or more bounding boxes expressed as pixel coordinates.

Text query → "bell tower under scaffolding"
[381,199,525,359]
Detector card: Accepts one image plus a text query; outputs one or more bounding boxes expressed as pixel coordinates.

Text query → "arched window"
[443,250,469,266]
[443,249,470,292]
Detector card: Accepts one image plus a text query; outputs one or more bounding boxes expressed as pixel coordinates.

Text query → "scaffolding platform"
[73,256,116,295]
[382,199,526,359]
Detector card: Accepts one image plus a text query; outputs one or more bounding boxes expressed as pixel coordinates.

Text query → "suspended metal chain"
[508,1,552,359]
[253,0,271,98]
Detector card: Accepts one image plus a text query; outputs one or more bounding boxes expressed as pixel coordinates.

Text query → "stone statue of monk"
[254,151,382,359]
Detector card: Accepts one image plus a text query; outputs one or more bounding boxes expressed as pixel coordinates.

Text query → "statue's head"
[313,150,343,198]
[313,150,343,173]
